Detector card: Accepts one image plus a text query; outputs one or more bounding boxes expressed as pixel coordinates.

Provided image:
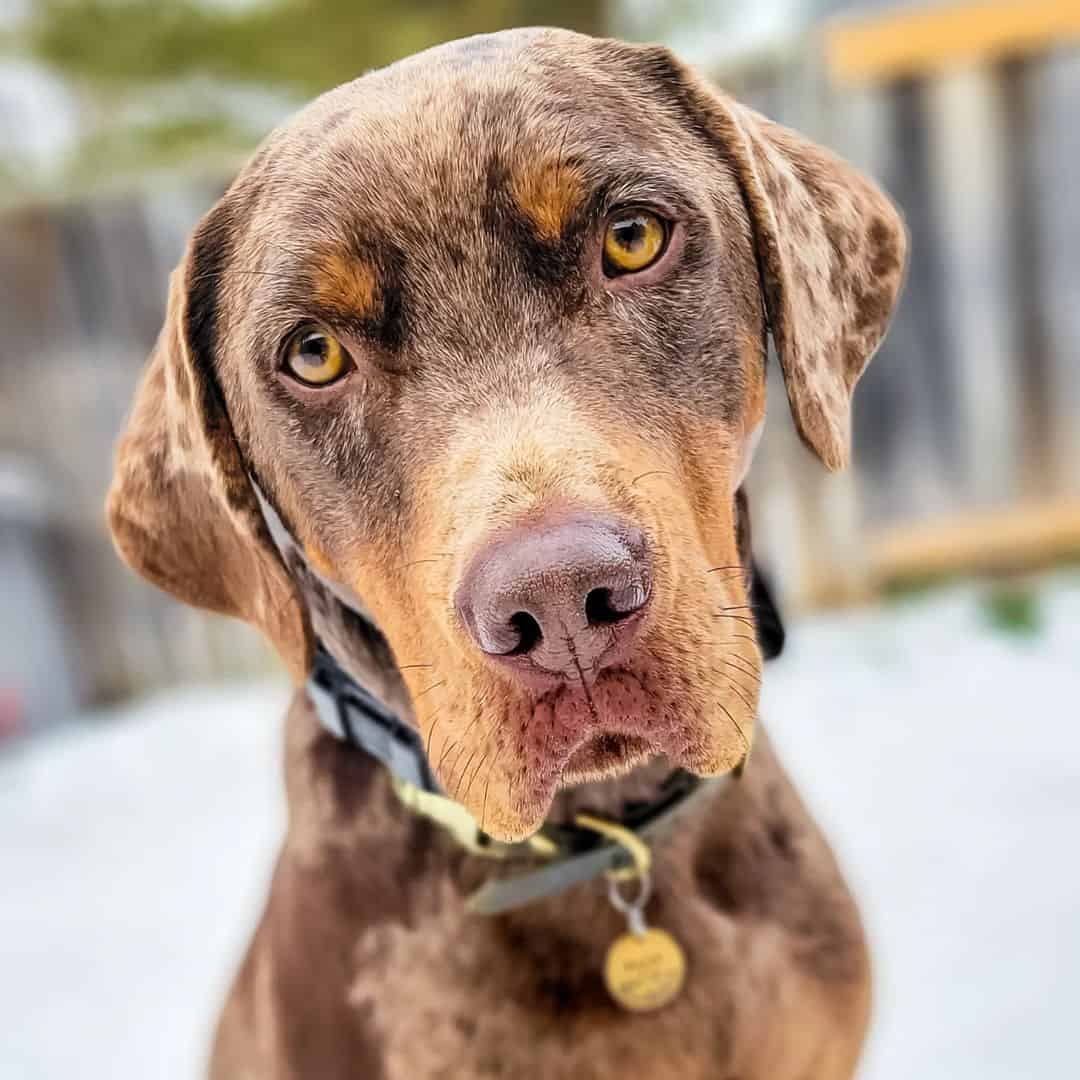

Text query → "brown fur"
[105,28,906,1079]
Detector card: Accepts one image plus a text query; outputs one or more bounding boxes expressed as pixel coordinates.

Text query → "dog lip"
[520,667,687,779]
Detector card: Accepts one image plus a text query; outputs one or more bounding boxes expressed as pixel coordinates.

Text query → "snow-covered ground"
[2,574,1078,1078]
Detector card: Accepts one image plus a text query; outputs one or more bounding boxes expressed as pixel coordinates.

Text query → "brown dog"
[107,28,905,1079]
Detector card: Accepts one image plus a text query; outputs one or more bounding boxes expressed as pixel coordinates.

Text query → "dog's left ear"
[631,47,908,470]
[106,205,312,681]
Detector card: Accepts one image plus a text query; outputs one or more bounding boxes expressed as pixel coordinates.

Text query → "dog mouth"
[525,667,693,787]
[563,731,651,779]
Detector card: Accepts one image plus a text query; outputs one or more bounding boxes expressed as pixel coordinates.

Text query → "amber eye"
[603,210,668,275]
[282,328,351,386]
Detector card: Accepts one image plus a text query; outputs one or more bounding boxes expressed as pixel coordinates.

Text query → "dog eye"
[602,210,668,276]
[281,328,352,386]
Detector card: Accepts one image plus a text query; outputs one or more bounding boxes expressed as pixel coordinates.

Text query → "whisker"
[721,657,761,684]
[440,707,487,789]
[402,556,451,570]
[726,643,762,662]
[721,674,757,714]
[436,736,459,774]
[630,469,677,487]
[452,744,483,801]
[229,269,295,284]
[563,625,600,727]
[460,748,491,806]
[711,613,757,629]
[455,707,505,804]
[414,680,445,701]
[397,662,434,671]
[480,764,493,834]
[424,707,444,760]
[443,739,473,790]
[717,701,750,750]
[480,711,509,835]
[265,239,319,263]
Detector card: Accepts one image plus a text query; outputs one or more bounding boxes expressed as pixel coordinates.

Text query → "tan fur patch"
[311,251,379,317]
[510,160,585,241]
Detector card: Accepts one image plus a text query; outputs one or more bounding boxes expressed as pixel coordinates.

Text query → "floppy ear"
[106,217,312,681]
[642,50,908,470]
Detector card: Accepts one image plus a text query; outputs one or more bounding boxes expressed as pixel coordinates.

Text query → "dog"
[107,27,906,1079]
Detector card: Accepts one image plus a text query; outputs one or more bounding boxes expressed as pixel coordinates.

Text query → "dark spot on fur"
[493,920,609,1014]
[324,106,352,133]
[308,728,382,821]
[482,153,587,307]
[695,813,864,985]
[453,1014,477,1039]
[769,821,796,859]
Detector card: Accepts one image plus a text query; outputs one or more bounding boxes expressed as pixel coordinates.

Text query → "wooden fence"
[2,0,1078,713]
[729,0,1080,606]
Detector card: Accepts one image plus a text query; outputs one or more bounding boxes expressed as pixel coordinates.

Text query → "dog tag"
[604,926,687,1012]
[603,871,686,1012]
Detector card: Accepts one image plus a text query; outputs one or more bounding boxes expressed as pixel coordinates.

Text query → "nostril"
[585,588,621,625]
[585,583,648,626]
[506,611,543,655]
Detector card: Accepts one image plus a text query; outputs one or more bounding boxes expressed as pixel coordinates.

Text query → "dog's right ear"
[621,43,907,471]
[106,210,311,680]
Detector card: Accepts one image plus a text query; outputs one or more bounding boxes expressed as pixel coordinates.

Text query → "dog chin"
[464,669,752,840]
[559,732,653,785]
[489,737,740,842]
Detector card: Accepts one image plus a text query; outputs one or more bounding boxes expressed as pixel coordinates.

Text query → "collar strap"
[308,643,442,794]
[465,772,731,914]
[249,474,443,794]
[388,767,733,914]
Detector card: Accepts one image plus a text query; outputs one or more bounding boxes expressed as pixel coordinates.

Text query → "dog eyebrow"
[510,159,698,244]
[297,247,407,352]
[595,170,699,220]
[310,250,381,323]
[509,158,587,242]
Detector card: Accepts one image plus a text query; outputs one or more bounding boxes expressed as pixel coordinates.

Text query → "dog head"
[108,29,906,840]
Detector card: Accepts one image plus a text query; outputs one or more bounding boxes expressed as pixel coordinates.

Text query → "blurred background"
[1,1,1078,1077]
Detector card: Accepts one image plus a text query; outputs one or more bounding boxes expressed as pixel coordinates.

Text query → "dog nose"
[455,516,651,681]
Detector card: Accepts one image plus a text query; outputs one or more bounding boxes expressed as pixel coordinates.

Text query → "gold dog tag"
[604,926,687,1012]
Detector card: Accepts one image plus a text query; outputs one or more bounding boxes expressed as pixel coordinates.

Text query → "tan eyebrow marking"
[509,160,585,241]
[311,251,380,318]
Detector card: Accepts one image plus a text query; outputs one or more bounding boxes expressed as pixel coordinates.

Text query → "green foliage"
[13,0,606,190]
[25,0,606,95]
[980,584,1042,638]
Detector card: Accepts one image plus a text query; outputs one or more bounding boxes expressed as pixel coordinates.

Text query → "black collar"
[306,640,442,793]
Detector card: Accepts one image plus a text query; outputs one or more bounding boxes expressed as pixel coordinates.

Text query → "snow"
[2,574,1079,1078]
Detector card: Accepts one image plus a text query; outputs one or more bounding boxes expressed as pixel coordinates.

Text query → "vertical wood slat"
[924,65,1023,508]
[836,82,961,526]
[1025,48,1080,496]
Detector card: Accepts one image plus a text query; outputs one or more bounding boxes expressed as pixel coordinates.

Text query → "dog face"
[108,29,906,840]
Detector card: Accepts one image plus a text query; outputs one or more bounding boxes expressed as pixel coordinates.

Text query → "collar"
[308,634,737,913]
[249,472,779,913]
